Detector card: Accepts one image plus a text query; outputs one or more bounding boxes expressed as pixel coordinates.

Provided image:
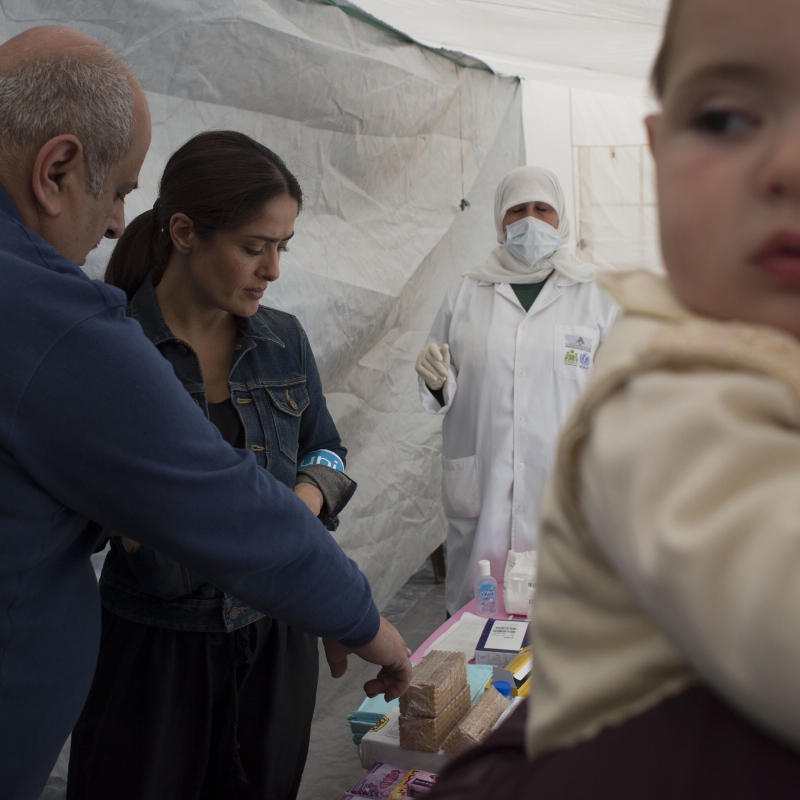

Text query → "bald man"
[0,26,410,800]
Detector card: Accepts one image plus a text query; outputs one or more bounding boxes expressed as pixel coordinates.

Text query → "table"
[410,583,525,662]
[354,585,528,773]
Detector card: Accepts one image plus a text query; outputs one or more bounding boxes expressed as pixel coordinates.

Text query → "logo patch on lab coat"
[563,334,593,370]
[553,324,600,382]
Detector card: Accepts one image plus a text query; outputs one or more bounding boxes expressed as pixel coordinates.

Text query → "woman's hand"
[294,482,324,516]
[415,343,450,390]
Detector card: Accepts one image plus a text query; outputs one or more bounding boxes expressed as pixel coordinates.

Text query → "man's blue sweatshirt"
[0,187,380,799]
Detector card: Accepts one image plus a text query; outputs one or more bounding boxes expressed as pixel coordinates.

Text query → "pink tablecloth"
[410,582,524,662]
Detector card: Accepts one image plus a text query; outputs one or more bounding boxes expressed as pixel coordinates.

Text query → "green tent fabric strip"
[317,0,494,71]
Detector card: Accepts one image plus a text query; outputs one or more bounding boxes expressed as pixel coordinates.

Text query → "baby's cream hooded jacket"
[527,269,800,758]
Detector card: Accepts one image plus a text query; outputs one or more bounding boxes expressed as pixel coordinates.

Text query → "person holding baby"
[428,0,800,796]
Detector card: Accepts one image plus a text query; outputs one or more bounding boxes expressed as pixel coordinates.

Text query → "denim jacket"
[99,273,355,632]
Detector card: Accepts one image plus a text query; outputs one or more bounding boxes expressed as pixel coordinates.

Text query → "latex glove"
[294,482,324,516]
[323,616,413,701]
[415,343,450,391]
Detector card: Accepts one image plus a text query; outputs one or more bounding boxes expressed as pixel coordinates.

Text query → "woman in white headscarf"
[416,166,619,614]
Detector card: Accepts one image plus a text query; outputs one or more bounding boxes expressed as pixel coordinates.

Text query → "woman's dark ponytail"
[105,206,169,298]
[104,131,302,299]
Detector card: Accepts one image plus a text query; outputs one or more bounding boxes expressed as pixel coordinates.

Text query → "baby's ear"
[645,114,660,158]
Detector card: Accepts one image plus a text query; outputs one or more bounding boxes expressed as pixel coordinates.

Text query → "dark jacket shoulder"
[252,305,305,343]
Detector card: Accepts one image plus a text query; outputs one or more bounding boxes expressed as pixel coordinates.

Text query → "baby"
[428,0,800,796]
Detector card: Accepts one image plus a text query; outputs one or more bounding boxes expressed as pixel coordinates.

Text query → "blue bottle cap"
[493,680,511,697]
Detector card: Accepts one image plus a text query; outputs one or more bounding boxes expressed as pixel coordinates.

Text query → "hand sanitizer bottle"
[474,560,497,617]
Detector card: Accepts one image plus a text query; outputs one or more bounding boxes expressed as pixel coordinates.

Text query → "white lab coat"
[421,272,619,612]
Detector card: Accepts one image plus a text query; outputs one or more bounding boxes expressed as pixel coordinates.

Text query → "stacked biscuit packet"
[441,685,509,759]
[398,650,508,755]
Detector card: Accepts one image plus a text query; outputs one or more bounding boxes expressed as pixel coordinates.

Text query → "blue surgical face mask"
[503,215,561,267]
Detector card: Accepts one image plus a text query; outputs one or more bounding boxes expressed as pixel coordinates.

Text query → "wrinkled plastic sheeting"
[577,144,662,273]
[1,0,524,614]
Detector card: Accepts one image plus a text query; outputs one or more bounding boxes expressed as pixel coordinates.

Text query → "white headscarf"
[465,165,596,284]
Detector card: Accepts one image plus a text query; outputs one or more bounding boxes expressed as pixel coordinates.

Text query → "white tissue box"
[359,709,452,773]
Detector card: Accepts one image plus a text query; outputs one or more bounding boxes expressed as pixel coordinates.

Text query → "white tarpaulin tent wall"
[0,0,524,623]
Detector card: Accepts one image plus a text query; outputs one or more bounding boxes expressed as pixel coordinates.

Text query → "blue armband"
[298,449,345,472]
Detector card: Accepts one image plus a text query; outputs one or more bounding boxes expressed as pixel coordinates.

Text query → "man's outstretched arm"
[11,304,408,665]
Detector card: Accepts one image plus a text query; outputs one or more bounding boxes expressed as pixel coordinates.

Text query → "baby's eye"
[692,108,757,136]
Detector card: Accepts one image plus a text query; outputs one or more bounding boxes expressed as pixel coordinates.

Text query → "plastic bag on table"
[503,550,537,615]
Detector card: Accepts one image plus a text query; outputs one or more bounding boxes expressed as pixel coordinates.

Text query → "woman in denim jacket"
[68,131,355,800]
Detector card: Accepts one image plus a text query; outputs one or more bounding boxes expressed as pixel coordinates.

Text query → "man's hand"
[294,483,324,517]
[323,616,413,701]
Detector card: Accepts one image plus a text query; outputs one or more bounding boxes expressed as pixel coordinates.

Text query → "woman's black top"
[208,399,245,449]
